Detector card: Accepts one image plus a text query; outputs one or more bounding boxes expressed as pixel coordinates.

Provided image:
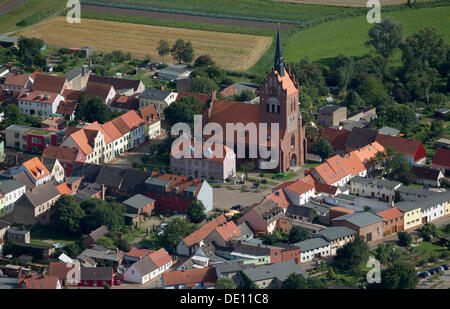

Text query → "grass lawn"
[30,225,80,245]
[251,5,450,74]
[30,239,53,246]
[412,241,447,256]
[124,228,143,243]
[0,0,65,34]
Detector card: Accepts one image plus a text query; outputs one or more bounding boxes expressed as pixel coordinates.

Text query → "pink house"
[170,140,236,183]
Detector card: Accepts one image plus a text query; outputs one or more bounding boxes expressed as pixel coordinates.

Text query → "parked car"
[428,268,438,275]
[418,271,430,278]
[114,279,122,286]
[442,264,450,271]
[232,205,243,211]
[434,266,445,272]
[53,243,62,249]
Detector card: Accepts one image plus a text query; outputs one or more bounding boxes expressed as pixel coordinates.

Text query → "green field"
[0,0,65,34]
[251,6,450,73]
[82,0,363,23]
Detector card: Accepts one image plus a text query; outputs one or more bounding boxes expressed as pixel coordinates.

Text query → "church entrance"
[290,154,297,167]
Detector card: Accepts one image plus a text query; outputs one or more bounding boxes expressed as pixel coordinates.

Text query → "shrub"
[428,255,438,263]
[261,179,267,184]
[259,173,265,177]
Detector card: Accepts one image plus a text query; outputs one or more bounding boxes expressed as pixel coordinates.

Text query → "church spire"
[274,25,285,77]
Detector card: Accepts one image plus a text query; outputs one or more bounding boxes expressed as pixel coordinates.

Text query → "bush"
[440,251,449,259]
[428,254,438,263]
[261,179,267,184]
[259,173,265,177]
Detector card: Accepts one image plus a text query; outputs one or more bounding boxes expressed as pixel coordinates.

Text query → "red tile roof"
[314,182,339,195]
[377,207,403,221]
[49,262,76,280]
[432,149,450,169]
[321,128,350,151]
[265,189,291,209]
[110,95,139,111]
[375,134,423,158]
[148,248,172,268]
[43,146,79,163]
[285,175,315,195]
[149,171,204,197]
[85,81,115,102]
[139,104,160,126]
[18,274,60,289]
[117,110,145,131]
[313,162,339,185]
[183,215,227,247]
[214,220,241,241]
[101,120,123,142]
[126,248,152,259]
[22,157,50,182]
[56,182,73,195]
[163,267,217,287]
[329,207,355,214]
[351,141,385,165]
[62,89,83,102]
[20,90,60,104]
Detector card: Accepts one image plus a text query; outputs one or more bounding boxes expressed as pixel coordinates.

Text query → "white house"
[139,88,178,118]
[420,192,450,223]
[350,177,402,202]
[283,175,316,206]
[295,238,331,263]
[8,157,52,187]
[124,248,172,284]
[0,180,26,217]
[18,90,65,117]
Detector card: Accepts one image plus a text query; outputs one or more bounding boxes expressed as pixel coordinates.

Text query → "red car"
[114,279,122,286]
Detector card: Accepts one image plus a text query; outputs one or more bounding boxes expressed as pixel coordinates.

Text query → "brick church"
[197,29,307,172]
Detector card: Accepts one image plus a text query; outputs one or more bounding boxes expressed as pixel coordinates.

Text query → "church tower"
[258,27,307,172]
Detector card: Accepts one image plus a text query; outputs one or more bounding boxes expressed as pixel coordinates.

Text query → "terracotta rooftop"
[56,182,72,195]
[377,207,403,221]
[32,73,67,94]
[22,157,50,182]
[375,134,423,158]
[43,145,80,163]
[148,248,172,268]
[162,267,217,287]
[139,104,160,126]
[182,215,227,247]
[4,72,30,87]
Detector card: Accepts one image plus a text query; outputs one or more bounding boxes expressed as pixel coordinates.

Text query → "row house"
[312,226,356,255]
[283,175,316,206]
[138,104,161,139]
[119,110,146,149]
[145,171,213,215]
[396,185,435,202]
[295,238,331,263]
[411,165,445,187]
[0,179,26,217]
[170,140,236,183]
[139,88,177,118]
[18,90,65,117]
[349,176,402,202]
[396,202,422,231]
[419,192,450,224]
[42,157,65,183]
[376,207,404,236]
[32,73,71,95]
[4,124,63,153]
[88,74,145,96]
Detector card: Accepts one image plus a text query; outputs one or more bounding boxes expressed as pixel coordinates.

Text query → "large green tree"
[156,40,170,58]
[381,261,418,289]
[189,77,219,94]
[162,218,198,252]
[281,273,308,289]
[312,137,334,160]
[366,17,404,59]
[50,195,85,236]
[288,226,309,243]
[334,235,369,270]
[186,201,207,224]
[164,95,203,128]
[215,277,237,289]
[75,96,112,123]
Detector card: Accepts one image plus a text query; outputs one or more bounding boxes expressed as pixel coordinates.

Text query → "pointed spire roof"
[274,26,285,77]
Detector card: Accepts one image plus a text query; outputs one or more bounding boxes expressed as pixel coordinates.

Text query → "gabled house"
[138,88,177,118]
[396,201,422,231]
[418,191,450,224]
[42,145,85,177]
[18,89,65,117]
[349,177,401,202]
[49,262,78,285]
[162,267,217,289]
[375,134,426,166]
[42,157,65,183]
[0,179,26,217]
[8,157,51,187]
[79,267,114,287]
[88,75,144,96]
[312,226,356,255]
[283,175,316,206]
[32,73,71,94]
[176,215,227,256]
[110,94,139,113]
[124,248,172,284]
[237,199,283,235]
[295,238,331,263]
[376,207,404,236]
[431,148,450,176]
[85,81,116,106]
[138,104,161,139]
[1,72,33,94]
[115,110,146,149]
[411,165,445,187]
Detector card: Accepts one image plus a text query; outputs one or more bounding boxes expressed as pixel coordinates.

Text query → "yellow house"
[444,199,450,217]
[396,201,422,230]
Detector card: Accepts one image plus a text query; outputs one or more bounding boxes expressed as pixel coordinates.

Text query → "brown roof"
[88,75,142,92]
[62,89,83,102]
[411,165,442,181]
[163,267,217,287]
[101,120,123,141]
[33,73,67,93]
[148,248,172,268]
[111,117,130,135]
[56,182,73,195]
[148,171,204,197]
[116,110,145,131]
[432,148,450,168]
[4,72,30,87]
[321,128,350,151]
[375,134,424,158]
[86,225,109,242]
[377,207,403,221]
[49,262,76,280]
[18,274,60,289]
[139,104,160,126]
[43,145,80,163]
[20,90,60,104]
[85,81,115,102]
[110,95,139,111]
[183,215,227,247]
[285,175,315,195]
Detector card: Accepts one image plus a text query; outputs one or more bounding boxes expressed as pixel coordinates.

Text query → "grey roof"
[242,259,307,282]
[319,104,344,115]
[285,205,313,218]
[20,182,60,208]
[350,176,401,189]
[414,191,450,211]
[397,185,435,197]
[85,225,109,242]
[80,267,113,281]
[313,226,356,242]
[7,228,29,235]
[294,238,330,252]
[66,176,83,185]
[395,201,420,212]
[159,64,189,76]
[214,261,253,274]
[0,178,26,194]
[123,194,155,209]
[237,221,253,237]
[378,126,400,136]
[139,88,173,100]
[77,248,122,262]
[301,201,330,216]
[332,211,384,227]
[75,185,102,201]
[230,82,259,95]
[146,178,170,187]
[0,220,11,230]
[64,66,90,81]
[130,256,158,275]
[11,171,34,191]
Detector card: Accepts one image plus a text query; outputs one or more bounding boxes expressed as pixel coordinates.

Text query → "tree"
[163,95,203,128]
[397,231,412,247]
[334,235,369,270]
[375,243,392,265]
[281,273,308,289]
[366,17,404,59]
[405,67,439,105]
[0,104,26,129]
[312,137,334,159]
[162,218,198,251]
[171,39,194,64]
[330,54,354,90]
[189,77,219,94]
[261,231,285,245]
[116,238,132,252]
[194,54,215,67]
[186,201,207,224]
[400,27,449,73]
[75,96,112,123]
[62,243,81,258]
[49,195,85,236]
[327,266,337,280]
[239,90,257,102]
[288,226,309,243]
[418,223,437,242]
[97,236,115,249]
[181,41,194,64]
[343,90,364,114]
[156,40,170,58]
[215,277,237,289]
[381,261,418,289]
[357,74,387,108]
[85,201,125,232]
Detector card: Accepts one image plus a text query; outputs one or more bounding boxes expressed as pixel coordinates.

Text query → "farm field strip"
[274,0,433,7]
[16,17,273,71]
